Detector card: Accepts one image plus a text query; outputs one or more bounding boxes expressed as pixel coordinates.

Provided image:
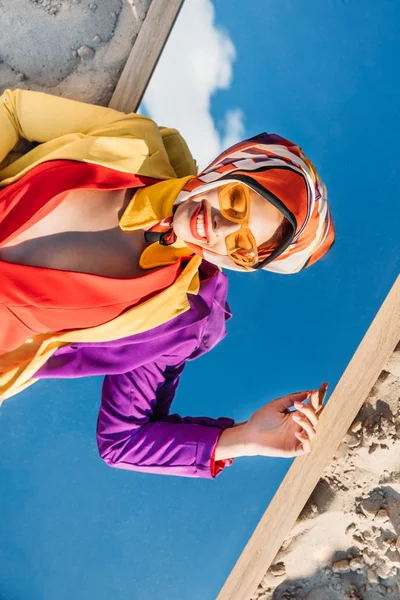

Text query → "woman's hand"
[243,383,328,458]
[214,383,328,462]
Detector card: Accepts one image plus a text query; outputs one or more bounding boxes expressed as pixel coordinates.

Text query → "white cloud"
[222,108,246,150]
[141,0,245,170]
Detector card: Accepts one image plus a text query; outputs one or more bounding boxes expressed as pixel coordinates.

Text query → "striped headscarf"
[175,133,335,274]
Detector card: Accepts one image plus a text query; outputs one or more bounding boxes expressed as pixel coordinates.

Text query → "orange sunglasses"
[218,182,259,268]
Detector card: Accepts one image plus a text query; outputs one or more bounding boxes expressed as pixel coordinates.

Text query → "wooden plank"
[108,0,184,113]
[218,275,400,600]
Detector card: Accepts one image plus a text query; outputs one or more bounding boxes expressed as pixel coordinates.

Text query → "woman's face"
[172,184,284,268]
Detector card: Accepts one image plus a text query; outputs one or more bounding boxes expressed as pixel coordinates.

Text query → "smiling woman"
[0,88,334,479]
[172,183,287,268]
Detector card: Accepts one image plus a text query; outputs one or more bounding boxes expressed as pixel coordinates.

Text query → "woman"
[0,88,334,478]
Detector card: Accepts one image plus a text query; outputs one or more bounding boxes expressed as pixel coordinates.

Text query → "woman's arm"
[97,359,237,479]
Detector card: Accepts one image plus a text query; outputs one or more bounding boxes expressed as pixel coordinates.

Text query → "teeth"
[196,207,206,238]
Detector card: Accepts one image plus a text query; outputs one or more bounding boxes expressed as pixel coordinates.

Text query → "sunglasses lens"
[219,184,248,221]
[226,229,258,267]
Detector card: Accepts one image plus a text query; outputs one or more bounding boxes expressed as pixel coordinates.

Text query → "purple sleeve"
[96,358,235,479]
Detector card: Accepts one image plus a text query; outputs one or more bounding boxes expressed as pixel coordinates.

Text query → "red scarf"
[0,160,184,354]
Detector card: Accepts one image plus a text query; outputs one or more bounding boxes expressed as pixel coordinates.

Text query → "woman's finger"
[316,382,328,411]
[293,414,316,439]
[293,401,319,427]
[295,431,311,453]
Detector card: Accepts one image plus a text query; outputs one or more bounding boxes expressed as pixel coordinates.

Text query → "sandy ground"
[0,0,152,104]
[251,343,400,600]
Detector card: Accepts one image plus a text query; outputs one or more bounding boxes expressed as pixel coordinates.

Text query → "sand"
[251,342,400,600]
[0,0,151,104]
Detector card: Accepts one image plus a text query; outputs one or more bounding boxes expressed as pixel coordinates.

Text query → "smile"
[190,200,209,243]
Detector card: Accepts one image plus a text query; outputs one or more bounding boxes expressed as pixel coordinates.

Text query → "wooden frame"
[217,275,400,600]
[108,0,184,113]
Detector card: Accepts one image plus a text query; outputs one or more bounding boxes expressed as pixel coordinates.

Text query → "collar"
[119,176,196,269]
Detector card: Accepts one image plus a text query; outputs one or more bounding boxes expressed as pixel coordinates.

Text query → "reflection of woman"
[0,89,334,478]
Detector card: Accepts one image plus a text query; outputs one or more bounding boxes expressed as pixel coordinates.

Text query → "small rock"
[346,522,356,534]
[323,566,331,575]
[367,568,378,583]
[377,583,387,596]
[110,11,117,19]
[89,2,97,9]
[15,72,25,82]
[351,420,363,433]
[333,582,342,591]
[362,493,383,515]
[332,559,350,573]
[376,561,391,578]
[92,34,102,43]
[269,561,286,577]
[362,549,375,565]
[139,11,146,20]
[369,442,378,454]
[130,33,138,45]
[346,433,360,448]
[362,530,372,540]
[375,509,389,522]
[350,556,364,571]
[310,503,318,514]
[380,443,389,450]
[77,46,95,60]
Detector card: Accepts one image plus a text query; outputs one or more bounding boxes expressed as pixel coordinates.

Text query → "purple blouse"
[35,268,236,479]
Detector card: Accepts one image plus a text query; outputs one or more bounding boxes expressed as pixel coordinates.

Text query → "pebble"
[362,549,375,565]
[130,33,138,45]
[89,3,97,10]
[269,561,286,577]
[332,559,350,573]
[77,46,95,60]
[351,420,363,433]
[92,35,102,43]
[376,561,392,578]
[349,556,364,570]
[110,11,117,20]
[346,433,360,448]
[375,508,389,522]
[49,6,57,14]
[361,493,383,515]
[15,72,25,82]
[367,568,378,583]
[369,442,378,454]
[346,522,356,533]
[310,503,318,513]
